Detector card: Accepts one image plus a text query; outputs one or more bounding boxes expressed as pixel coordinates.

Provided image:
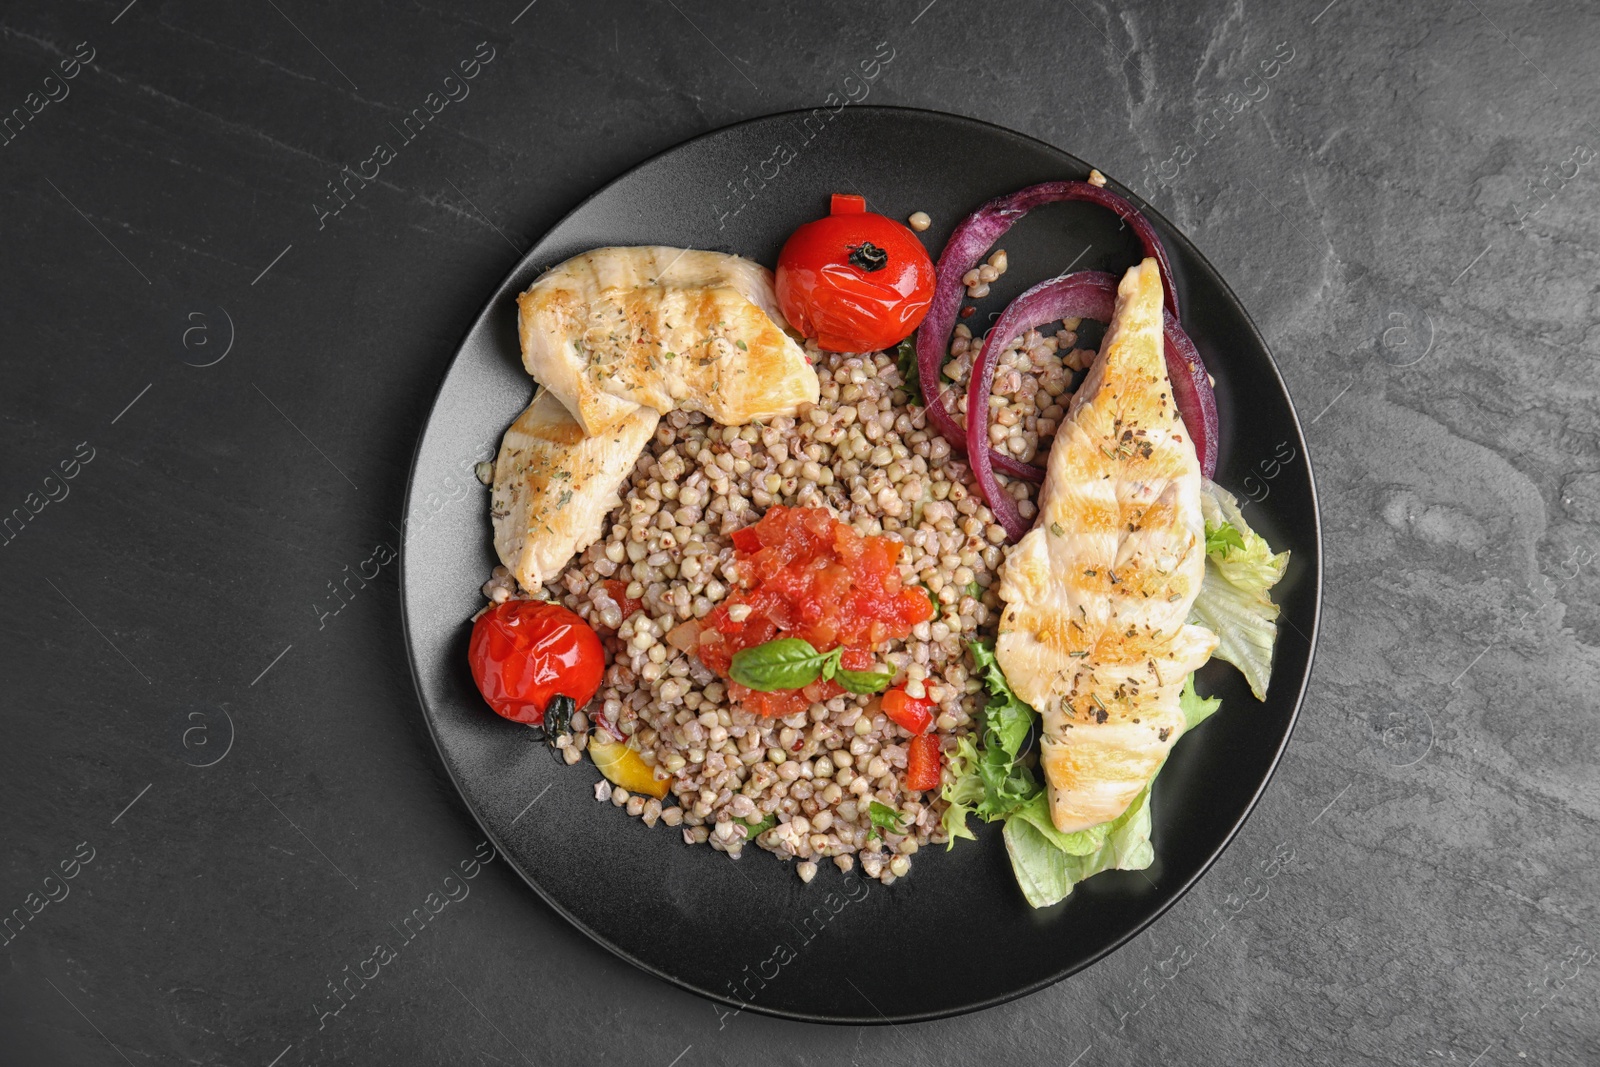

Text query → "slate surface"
[1,1,1595,1065]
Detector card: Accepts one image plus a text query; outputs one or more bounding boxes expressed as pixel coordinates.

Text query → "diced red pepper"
[905,733,942,792]
[602,579,643,624]
[694,507,934,717]
[881,686,935,734]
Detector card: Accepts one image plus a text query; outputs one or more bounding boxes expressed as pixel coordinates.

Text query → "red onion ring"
[966,272,1219,541]
[917,180,1181,481]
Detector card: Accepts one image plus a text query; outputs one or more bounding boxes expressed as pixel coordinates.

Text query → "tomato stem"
[847,241,889,272]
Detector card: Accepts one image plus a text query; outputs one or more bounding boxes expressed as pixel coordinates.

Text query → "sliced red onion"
[1160,308,1220,479]
[966,272,1219,542]
[917,180,1181,479]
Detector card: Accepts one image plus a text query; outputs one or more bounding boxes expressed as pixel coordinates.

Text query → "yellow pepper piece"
[588,735,670,799]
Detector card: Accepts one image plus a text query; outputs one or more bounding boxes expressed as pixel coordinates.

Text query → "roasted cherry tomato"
[881,686,935,734]
[775,193,936,353]
[468,600,604,725]
[905,732,942,792]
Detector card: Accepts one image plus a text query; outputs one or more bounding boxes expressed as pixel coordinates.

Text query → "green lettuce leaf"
[1005,793,1106,856]
[940,735,984,847]
[994,672,1218,907]
[1180,673,1222,731]
[1002,783,1155,908]
[974,744,1038,820]
[999,816,1074,908]
[970,640,1034,755]
[967,640,1043,820]
[1066,783,1156,878]
[1190,481,1289,700]
[1205,522,1246,557]
[939,641,1047,844]
[944,639,1223,909]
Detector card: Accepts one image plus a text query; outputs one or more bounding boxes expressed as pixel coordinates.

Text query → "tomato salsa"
[697,506,934,717]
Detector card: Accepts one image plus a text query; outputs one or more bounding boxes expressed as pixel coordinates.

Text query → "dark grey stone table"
[3,1,1594,1063]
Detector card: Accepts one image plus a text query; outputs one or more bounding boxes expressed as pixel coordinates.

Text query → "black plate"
[399,107,1322,1023]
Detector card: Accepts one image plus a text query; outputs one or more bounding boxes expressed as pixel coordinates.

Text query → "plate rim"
[397,104,1324,1025]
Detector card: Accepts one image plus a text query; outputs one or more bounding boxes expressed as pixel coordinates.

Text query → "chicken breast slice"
[996,259,1217,833]
[491,388,660,593]
[517,246,819,437]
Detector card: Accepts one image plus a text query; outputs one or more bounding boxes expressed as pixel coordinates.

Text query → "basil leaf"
[728,637,832,691]
[835,667,894,695]
[743,813,777,836]
[868,801,907,834]
[817,645,845,681]
[895,335,921,398]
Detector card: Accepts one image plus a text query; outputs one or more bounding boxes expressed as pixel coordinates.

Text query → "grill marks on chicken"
[492,247,819,593]
[491,389,659,593]
[995,259,1216,834]
[516,246,819,437]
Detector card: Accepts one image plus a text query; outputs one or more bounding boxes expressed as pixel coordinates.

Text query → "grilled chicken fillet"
[996,259,1217,834]
[516,246,819,437]
[493,246,817,594]
[491,389,659,593]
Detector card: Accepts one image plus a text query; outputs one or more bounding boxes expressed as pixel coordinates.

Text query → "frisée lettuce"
[939,480,1284,908]
[998,675,1221,907]
[943,639,1224,907]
